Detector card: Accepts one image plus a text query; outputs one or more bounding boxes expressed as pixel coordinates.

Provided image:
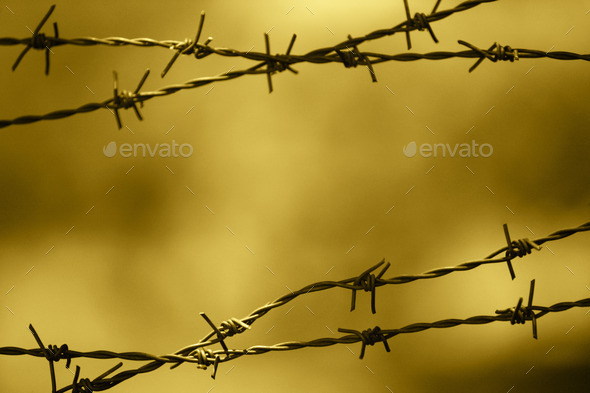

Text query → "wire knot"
[219,318,251,337]
[170,38,213,59]
[336,49,359,68]
[338,326,391,359]
[190,348,215,368]
[189,347,220,379]
[31,32,52,50]
[508,238,540,258]
[46,344,71,367]
[350,259,390,313]
[72,377,94,393]
[459,41,519,72]
[113,89,136,110]
[492,44,518,62]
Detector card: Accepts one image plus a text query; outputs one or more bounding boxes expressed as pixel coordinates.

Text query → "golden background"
[1,0,589,392]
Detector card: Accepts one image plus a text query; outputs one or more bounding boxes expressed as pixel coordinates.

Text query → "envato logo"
[403,141,493,158]
[103,141,193,158]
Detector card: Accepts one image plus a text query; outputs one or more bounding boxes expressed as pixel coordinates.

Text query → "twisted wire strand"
[187,221,589,351]
[3,0,589,130]
[219,297,590,362]
[0,1,496,60]
[1,222,587,392]
[2,296,588,393]
[2,42,589,130]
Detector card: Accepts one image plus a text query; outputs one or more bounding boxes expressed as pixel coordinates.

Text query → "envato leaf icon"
[103,141,117,157]
[403,141,417,158]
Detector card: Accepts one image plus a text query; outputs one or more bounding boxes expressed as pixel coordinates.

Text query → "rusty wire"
[2,0,589,130]
[1,222,588,392]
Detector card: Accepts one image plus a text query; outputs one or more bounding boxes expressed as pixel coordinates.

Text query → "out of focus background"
[1,1,589,392]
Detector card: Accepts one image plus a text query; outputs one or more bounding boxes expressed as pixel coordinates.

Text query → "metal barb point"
[264,33,273,93]
[527,279,538,339]
[431,0,442,14]
[502,224,517,280]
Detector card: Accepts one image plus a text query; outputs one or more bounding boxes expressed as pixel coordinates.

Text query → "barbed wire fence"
[1,222,589,392]
[2,1,589,392]
[1,0,589,129]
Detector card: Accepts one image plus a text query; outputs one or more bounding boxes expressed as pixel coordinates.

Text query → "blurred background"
[1,0,589,392]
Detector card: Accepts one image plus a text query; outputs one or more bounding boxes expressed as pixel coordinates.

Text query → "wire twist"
[338,326,391,359]
[459,40,520,72]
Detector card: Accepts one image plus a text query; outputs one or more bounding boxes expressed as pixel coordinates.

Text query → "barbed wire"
[1,1,495,73]
[1,222,588,392]
[1,280,589,392]
[2,0,589,130]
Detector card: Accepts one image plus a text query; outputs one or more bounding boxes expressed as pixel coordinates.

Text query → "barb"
[502,223,541,280]
[12,4,58,75]
[160,11,213,78]
[459,40,519,72]
[107,69,151,129]
[403,0,439,50]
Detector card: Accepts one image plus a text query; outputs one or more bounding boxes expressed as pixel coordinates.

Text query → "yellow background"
[1,1,589,392]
